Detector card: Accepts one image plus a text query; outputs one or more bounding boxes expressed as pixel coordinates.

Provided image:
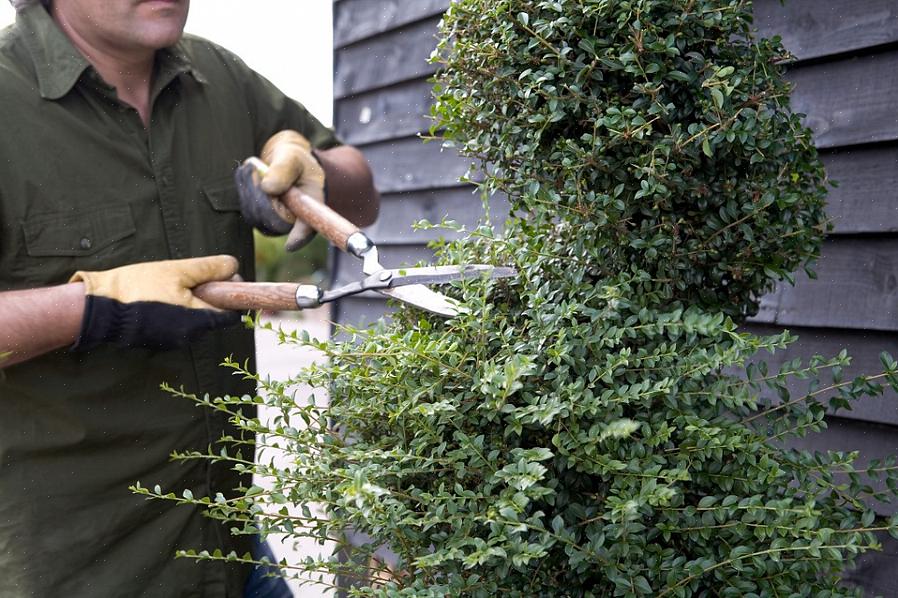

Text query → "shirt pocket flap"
[202,178,240,212]
[23,205,136,257]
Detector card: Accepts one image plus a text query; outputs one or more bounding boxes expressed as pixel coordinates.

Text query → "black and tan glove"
[69,255,241,351]
[236,130,326,252]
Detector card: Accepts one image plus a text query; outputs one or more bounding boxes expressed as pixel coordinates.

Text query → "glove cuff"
[71,295,123,351]
[235,161,294,236]
[72,296,241,352]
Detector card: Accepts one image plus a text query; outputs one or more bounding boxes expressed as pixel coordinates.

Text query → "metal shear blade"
[319,265,517,316]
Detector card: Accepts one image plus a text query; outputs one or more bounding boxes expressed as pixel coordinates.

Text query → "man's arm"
[0,255,243,368]
[0,283,85,367]
[314,145,380,227]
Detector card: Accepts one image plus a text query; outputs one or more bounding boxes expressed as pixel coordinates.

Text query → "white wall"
[185,0,333,126]
[0,0,333,126]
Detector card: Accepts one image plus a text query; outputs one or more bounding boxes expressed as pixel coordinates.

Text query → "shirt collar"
[18,3,207,101]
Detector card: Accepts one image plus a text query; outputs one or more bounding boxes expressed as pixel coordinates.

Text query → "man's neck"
[50,6,155,125]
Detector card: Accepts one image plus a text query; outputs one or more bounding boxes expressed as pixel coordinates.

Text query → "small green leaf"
[716,66,735,78]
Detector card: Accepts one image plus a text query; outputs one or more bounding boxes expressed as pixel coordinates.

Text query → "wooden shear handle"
[193,157,379,312]
[193,282,300,311]
[241,157,362,253]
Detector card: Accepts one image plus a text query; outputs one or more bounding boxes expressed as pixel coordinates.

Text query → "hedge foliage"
[138,1,898,596]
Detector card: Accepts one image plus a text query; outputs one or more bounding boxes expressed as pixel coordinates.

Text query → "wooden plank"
[753,0,898,62]
[752,284,781,325]
[789,50,898,150]
[744,324,898,426]
[365,188,508,245]
[787,416,898,516]
[822,146,898,234]
[334,0,449,48]
[334,17,441,99]
[335,79,435,146]
[842,531,898,596]
[360,137,473,194]
[755,238,898,332]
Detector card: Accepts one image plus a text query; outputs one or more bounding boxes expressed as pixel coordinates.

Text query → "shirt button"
[80,237,92,250]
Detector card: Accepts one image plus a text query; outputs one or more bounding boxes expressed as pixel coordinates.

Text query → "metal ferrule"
[346,232,375,258]
[295,284,323,309]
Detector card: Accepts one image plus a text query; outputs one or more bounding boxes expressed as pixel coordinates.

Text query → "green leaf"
[716,66,735,78]
[862,509,876,527]
[702,138,712,157]
[698,496,718,508]
[598,419,641,441]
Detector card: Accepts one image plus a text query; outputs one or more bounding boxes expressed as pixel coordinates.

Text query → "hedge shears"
[194,158,515,316]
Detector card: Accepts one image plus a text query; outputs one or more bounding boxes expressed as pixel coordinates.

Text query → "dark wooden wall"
[332,0,468,327]
[746,0,898,495]
[332,0,898,587]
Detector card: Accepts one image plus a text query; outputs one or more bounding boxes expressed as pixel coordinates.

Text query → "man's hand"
[237,130,325,251]
[237,130,380,252]
[70,255,241,351]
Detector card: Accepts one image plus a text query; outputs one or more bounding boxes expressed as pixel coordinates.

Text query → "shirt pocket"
[18,204,137,285]
[202,177,241,213]
[197,176,253,261]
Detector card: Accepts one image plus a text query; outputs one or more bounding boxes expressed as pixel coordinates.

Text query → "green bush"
[433,0,828,317]
[138,1,898,595]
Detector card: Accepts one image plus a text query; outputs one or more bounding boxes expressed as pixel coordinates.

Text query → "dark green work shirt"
[0,5,338,597]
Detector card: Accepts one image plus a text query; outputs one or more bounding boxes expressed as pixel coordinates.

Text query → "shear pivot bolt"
[379,271,392,282]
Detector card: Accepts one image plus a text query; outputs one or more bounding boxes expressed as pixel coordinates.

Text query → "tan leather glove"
[259,130,326,251]
[69,255,241,350]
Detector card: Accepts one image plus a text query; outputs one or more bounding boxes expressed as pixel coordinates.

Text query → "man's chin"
[134,2,188,44]
[132,24,187,50]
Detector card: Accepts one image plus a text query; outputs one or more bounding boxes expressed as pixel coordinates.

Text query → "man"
[0,0,378,596]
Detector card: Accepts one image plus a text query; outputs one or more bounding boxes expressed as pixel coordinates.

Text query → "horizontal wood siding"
[789,50,898,150]
[331,0,502,326]
[750,2,898,575]
[334,16,442,99]
[821,146,898,234]
[789,417,898,516]
[335,79,435,146]
[745,324,898,426]
[334,0,448,48]
[752,238,898,331]
[753,0,898,62]
[361,137,472,194]
[365,189,507,245]
[337,296,397,329]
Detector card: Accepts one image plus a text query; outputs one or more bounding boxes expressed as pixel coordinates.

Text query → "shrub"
[138,1,898,595]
